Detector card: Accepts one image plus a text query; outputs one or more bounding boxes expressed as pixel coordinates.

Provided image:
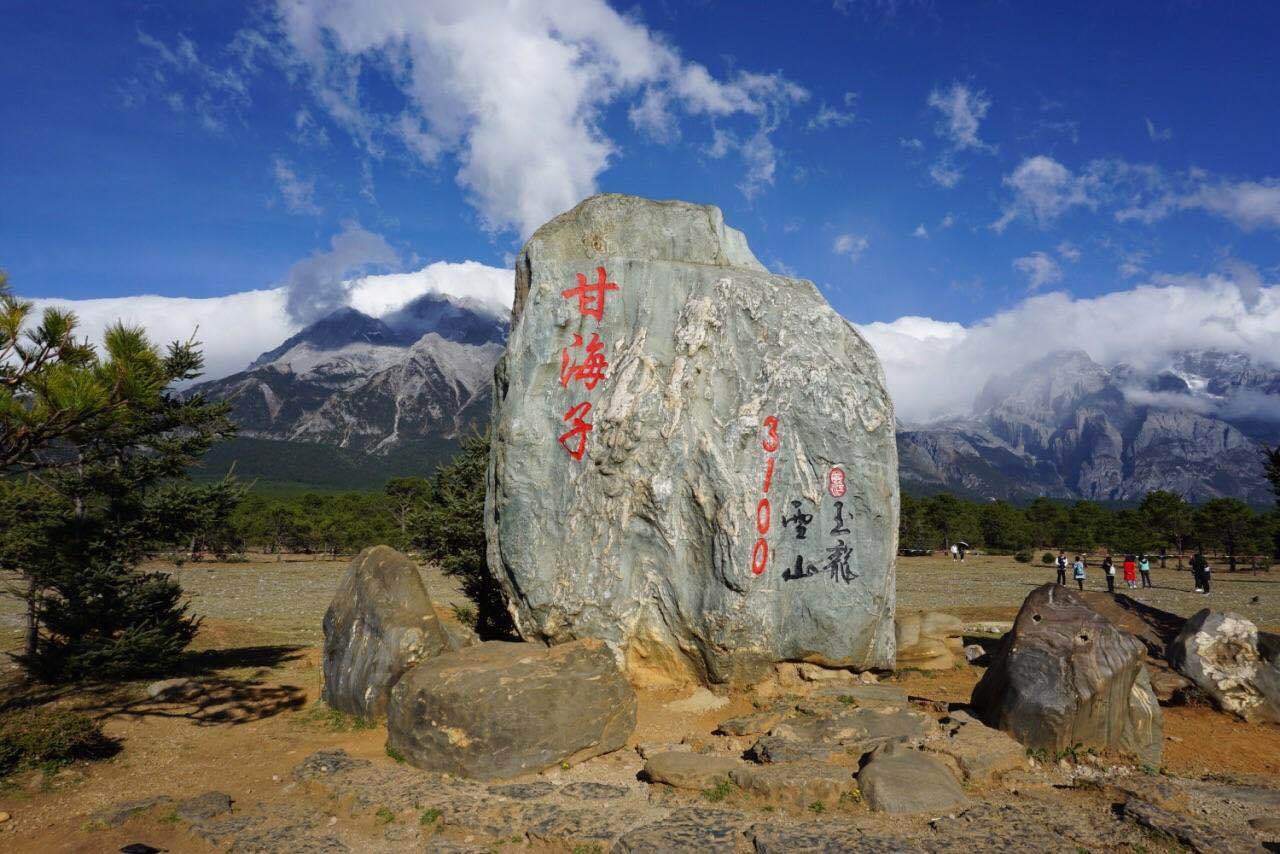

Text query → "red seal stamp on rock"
[827,466,846,498]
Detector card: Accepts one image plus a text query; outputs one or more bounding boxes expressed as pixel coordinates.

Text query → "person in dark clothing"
[1103,555,1115,593]
[1056,550,1068,585]
[1190,552,1209,593]
[1139,555,1152,588]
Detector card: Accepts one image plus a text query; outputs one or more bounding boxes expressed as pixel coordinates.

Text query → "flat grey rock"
[858,747,967,814]
[486,193,898,685]
[729,763,854,810]
[176,790,234,822]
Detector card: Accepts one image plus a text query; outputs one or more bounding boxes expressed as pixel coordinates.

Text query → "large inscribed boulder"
[970,583,1163,766]
[486,194,898,684]
[322,546,452,718]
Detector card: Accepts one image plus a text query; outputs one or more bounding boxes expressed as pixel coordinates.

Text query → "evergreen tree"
[409,431,514,638]
[1139,490,1192,568]
[0,275,239,679]
[1193,498,1255,573]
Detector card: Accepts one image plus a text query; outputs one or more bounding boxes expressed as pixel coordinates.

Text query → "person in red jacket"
[1123,554,1138,589]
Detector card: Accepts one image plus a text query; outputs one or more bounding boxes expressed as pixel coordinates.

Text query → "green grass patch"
[0,708,117,779]
[420,808,442,825]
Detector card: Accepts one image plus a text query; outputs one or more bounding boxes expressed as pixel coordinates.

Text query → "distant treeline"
[901,491,1280,569]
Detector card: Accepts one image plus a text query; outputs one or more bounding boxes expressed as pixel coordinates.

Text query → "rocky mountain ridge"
[898,349,1279,503]
[194,297,1278,503]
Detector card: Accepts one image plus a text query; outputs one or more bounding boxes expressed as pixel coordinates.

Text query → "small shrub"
[1014,550,1033,564]
[807,800,826,814]
[702,777,734,802]
[0,708,116,778]
[450,603,478,628]
[375,806,395,824]
[385,744,406,763]
[1041,552,1057,565]
[836,694,856,705]
[420,808,442,825]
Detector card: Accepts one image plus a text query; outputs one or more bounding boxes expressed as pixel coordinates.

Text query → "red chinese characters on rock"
[827,466,846,498]
[751,416,780,576]
[561,266,619,322]
[557,267,619,461]
[560,333,607,390]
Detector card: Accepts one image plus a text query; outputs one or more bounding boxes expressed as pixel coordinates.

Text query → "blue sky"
[3,0,1279,417]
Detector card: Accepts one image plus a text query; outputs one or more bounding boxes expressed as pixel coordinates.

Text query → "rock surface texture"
[895,611,965,670]
[858,745,968,814]
[1168,609,1280,723]
[386,639,635,780]
[321,545,452,718]
[486,194,898,684]
[970,583,1163,765]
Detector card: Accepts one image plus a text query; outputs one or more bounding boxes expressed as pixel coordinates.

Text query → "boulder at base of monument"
[386,639,635,780]
[322,546,453,718]
[1168,609,1280,723]
[895,611,964,670]
[486,194,898,685]
[970,583,1163,766]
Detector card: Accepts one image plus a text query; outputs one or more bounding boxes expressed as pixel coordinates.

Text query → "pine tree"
[0,272,240,679]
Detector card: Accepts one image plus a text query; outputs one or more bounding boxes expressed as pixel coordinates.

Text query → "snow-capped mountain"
[897,349,1280,503]
[191,291,508,455]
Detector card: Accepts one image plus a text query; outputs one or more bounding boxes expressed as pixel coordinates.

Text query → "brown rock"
[858,745,967,814]
[386,639,635,780]
[924,715,1026,783]
[715,711,785,736]
[643,752,742,790]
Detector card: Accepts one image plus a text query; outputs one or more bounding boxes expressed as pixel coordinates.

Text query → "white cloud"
[1056,240,1081,262]
[929,157,962,188]
[1145,117,1173,142]
[992,155,1100,231]
[281,222,400,324]
[1012,251,1063,291]
[28,260,512,383]
[858,264,1280,422]
[926,82,993,152]
[833,233,870,262]
[939,213,955,229]
[807,92,857,130]
[273,156,322,215]
[1182,179,1280,231]
[271,0,807,235]
[912,224,929,239]
[899,137,924,151]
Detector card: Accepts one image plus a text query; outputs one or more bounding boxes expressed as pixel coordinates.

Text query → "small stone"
[963,644,988,663]
[327,816,338,826]
[796,663,854,683]
[0,811,9,823]
[715,711,784,736]
[643,752,741,790]
[858,671,879,684]
[271,775,280,782]
[560,782,628,800]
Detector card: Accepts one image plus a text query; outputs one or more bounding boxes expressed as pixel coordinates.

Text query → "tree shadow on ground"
[1,643,308,726]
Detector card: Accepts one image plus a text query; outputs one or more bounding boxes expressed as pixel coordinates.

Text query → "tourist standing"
[1190,551,1208,593]
[1103,555,1116,593]
[950,543,959,561]
[1139,554,1152,588]
[1123,555,1137,589]
[1056,550,1068,585]
[1073,555,1086,591]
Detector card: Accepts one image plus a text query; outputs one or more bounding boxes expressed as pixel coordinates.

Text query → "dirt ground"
[0,551,1277,851]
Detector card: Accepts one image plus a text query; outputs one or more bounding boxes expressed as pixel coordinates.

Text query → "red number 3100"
[751,416,779,576]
